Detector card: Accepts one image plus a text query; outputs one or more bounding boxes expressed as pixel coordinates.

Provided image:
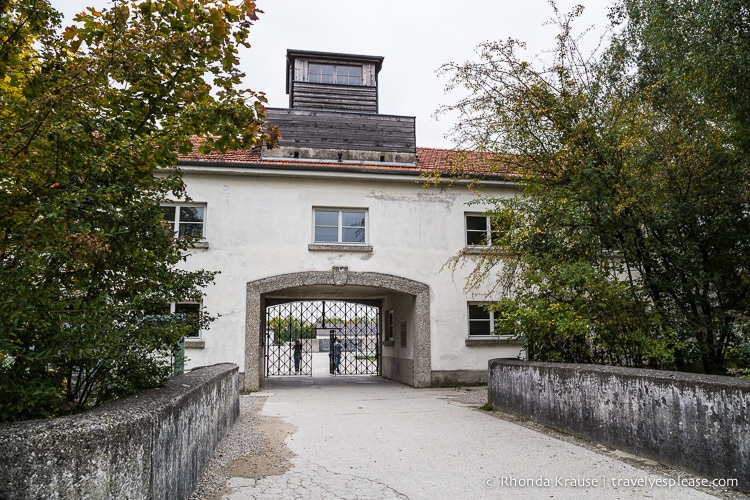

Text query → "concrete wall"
[0,364,239,500]
[382,356,415,386]
[432,369,487,387]
[488,359,750,491]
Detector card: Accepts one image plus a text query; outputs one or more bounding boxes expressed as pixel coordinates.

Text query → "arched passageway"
[244,268,430,391]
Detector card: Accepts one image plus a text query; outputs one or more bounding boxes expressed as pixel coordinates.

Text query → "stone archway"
[244,267,430,391]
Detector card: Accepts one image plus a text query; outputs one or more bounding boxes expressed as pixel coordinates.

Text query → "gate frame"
[244,267,430,391]
[264,300,380,377]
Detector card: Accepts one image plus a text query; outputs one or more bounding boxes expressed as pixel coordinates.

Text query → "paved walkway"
[223,354,719,500]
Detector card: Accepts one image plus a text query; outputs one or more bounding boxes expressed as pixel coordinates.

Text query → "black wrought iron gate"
[265,300,380,377]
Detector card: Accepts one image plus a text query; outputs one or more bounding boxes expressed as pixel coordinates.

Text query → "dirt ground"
[189,394,293,500]
[226,412,295,480]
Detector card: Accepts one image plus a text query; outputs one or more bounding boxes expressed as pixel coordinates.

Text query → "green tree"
[0,0,278,421]
[267,317,316,344]
[438,1,750,374]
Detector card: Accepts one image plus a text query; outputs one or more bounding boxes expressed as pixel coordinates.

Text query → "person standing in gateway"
[293,339,303,375]
[333,337,343,374]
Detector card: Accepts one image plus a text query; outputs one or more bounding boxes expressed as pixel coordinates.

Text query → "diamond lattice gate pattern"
[265,300,380,377]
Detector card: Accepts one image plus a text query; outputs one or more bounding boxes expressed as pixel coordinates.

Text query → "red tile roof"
[179,141,262,163]
[415,148,519,178]
[177,139,518,180]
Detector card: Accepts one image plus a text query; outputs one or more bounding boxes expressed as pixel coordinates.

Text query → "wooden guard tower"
[263,49,417,164]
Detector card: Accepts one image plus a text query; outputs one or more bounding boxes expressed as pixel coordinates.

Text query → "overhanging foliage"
[439,0,749,374]
[0,0,279,421]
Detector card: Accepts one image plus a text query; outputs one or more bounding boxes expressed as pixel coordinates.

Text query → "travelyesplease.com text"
[484,474,738,490]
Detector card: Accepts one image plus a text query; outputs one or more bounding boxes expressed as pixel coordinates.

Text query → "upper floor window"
[314,208,367,244]
[308,63,362,85]
[162,204,205,238]
[465,213,497,246]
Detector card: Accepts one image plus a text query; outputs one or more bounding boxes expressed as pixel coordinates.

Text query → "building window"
[174,302,201,338]
[468,303,504,336]
[162,204,205,238]
[386,310,394,341]
[314,208,366,244]
[465,213,496,246]
[308,63,362,85]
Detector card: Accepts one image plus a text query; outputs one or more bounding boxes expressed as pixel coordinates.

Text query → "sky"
[57,1,613,149]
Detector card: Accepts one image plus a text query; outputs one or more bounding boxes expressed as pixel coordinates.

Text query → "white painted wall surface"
[176,168,523,375]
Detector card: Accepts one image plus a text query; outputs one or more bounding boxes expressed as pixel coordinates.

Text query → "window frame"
[307,63,362,86]
[465,213,495,247]
[387,310,394,341]
[467,303,512,337]
[382,309,395,346]
[171,301,202,339]
[162,203,207,240]
[312,208,368,245]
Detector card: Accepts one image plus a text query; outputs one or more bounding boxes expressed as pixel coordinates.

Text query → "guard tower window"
[308,63,362,85]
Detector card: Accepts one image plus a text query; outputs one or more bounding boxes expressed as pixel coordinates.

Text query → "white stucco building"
[173,50,523,390]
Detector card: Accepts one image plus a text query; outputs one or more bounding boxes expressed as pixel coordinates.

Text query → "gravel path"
[189,393,294,500]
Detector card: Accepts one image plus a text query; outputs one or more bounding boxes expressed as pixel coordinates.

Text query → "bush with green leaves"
[440,1,750,374]
[0,0,278,421]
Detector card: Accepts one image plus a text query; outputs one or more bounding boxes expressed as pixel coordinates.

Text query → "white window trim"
[465,302,522,346]
[162,203,207,241]
[312,207,368,246]
[172,301,202,340]
[467,302,518,338]
[465,213,493,247]
[468,302,496,337]
[382,310,395,346]
[307,63,362,85]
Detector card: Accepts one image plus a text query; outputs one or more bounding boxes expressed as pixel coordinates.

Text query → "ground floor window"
[174,302,201,338]
[468,303,504,336]
[386,310,394,341]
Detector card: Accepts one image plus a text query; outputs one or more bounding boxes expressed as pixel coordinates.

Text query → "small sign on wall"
[400,320,407,347]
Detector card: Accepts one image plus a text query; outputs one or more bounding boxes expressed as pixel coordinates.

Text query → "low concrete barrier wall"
[0,363,239,500]
[488,359,750,491]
